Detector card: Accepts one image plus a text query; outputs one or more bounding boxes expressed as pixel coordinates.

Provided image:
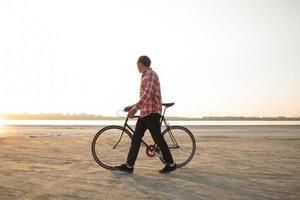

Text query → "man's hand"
[123,106,132,112]
[127,108,137,118]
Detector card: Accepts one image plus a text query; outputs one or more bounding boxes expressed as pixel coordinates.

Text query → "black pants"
[127,113,174,166]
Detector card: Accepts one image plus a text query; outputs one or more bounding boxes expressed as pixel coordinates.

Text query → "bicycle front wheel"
[91,125,132,170]
[160,126,196,168]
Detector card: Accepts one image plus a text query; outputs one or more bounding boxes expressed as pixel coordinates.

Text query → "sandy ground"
[0,128,300,200]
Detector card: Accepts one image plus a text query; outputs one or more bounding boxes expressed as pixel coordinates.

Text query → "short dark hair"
[138,55,151,67]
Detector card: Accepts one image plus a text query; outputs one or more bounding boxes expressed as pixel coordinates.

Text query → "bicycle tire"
[159,126,196,168]
[91,125,132,170]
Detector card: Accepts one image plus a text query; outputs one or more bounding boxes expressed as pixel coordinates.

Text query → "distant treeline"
[1,113,300,121]
[199,116,300,121]
[1,113,123,120]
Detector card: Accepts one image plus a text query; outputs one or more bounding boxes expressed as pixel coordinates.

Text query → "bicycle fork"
[113,129,125,149]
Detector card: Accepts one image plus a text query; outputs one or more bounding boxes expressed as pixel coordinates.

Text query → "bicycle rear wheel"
[91,125,132,170]
[160,126,196,167]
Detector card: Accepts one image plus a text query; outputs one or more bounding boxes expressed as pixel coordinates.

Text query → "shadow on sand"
[109,167,269,200]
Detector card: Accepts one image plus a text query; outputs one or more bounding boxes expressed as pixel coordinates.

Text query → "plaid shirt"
[132,68,162,117]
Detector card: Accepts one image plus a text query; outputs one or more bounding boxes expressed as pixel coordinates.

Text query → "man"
[114,55,176,174]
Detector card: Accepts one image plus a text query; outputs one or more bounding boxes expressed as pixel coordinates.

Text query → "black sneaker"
[114,164,134,174]
[159,164,177,174]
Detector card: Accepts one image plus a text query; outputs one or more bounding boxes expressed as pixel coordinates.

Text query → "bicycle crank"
[146,145,156,157]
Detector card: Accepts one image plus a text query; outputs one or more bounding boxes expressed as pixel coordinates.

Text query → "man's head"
[137,55,151,73]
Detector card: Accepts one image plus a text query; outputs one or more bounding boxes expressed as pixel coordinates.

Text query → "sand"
[0,126,299,200]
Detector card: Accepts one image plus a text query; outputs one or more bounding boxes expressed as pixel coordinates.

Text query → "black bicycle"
[91,103,196,170]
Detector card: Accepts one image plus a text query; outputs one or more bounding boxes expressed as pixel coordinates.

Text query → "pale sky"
[0,0,299,117]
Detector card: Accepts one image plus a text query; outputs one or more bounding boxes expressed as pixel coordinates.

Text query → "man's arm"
[124,105,133,112]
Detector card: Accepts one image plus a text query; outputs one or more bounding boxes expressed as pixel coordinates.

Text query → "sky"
[0,0,299,118]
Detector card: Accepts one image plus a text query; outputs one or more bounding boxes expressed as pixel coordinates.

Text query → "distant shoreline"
[3,119,300,121]
[1,115,300,121]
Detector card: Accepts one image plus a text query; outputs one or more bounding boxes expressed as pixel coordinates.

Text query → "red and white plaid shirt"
[132,68,162,117]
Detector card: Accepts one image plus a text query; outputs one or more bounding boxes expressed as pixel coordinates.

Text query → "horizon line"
[1,112,300,120]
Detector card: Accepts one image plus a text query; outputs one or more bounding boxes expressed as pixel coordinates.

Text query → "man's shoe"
[114,164,134,174]
[159,164,177,174]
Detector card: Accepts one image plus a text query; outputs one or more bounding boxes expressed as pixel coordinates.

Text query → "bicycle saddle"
[162,103,175,108]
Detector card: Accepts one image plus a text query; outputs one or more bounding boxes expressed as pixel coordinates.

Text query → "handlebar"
[126,115,140,119]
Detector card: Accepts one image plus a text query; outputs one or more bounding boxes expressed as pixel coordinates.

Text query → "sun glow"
[0,117,5,135]
[0,1,299,117]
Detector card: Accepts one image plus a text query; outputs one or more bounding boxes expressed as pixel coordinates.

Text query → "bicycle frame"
[113,116,149,150]
[113,105,179,151]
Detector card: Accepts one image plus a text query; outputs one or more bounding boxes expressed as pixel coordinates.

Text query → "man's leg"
[143,113,174,164]
[126,117,147,167]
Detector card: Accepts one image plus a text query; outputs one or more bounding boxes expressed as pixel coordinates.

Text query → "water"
[1,120,299,137]
[1,119,300,126]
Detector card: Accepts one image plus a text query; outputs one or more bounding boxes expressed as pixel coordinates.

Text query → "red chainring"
[146,145,156,157]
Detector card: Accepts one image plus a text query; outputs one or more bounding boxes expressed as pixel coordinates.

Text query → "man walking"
[114,55,176,174]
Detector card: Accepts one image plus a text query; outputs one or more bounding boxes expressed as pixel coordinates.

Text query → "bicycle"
[91,103,196,170]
